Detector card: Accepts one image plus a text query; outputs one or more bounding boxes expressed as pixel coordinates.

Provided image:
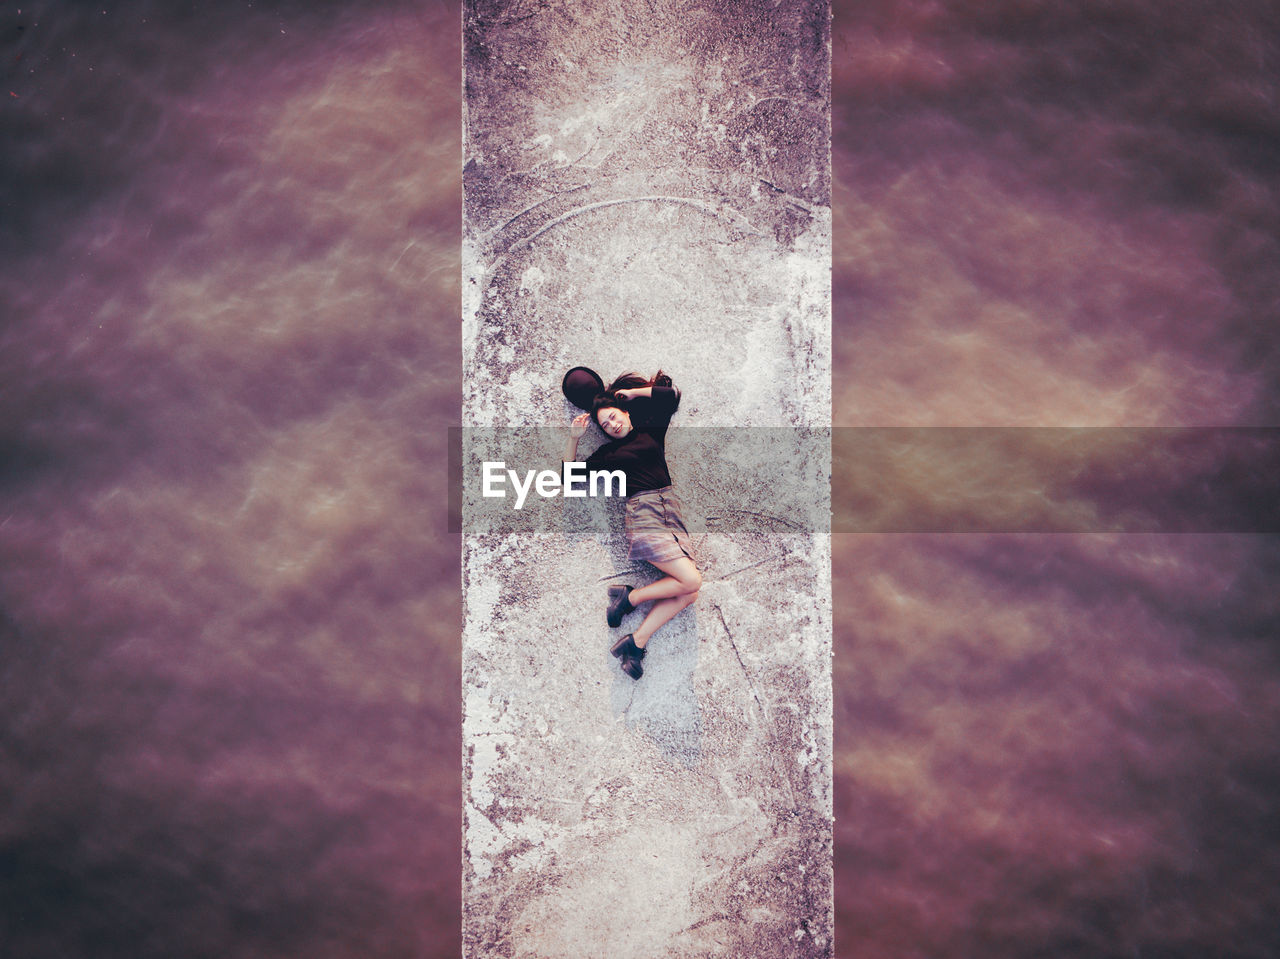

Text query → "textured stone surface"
[462,1,831,955]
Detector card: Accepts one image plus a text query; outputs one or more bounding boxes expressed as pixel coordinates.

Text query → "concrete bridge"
[462,2,832,955]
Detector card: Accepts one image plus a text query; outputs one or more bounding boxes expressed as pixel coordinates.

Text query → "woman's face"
[596,406,632,439]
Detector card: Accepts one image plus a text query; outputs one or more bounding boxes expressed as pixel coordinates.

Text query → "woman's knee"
[684,589,700,607]
[682,569,702,594]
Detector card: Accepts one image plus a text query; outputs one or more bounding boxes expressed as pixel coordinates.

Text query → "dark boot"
[610,633,645,660]
[606,584,635,628]
[613,636,646,680]
[620,653,644,680]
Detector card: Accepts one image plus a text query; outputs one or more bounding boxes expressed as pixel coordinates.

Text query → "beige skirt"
[624,486,694,565]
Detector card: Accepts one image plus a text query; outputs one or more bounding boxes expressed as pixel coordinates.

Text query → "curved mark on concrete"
[485,182,592,241]
[475,193,768,304]
[518,194,757,245]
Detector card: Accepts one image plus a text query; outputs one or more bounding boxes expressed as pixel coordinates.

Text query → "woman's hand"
[569,412,591,438]
[615,386,651,402]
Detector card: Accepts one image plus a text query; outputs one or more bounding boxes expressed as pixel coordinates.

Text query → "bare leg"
[627,555,700,605]
[633,590,698,647]
[630,555,701,648]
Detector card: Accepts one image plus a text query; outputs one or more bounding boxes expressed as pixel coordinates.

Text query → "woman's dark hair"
[591,370,676,427]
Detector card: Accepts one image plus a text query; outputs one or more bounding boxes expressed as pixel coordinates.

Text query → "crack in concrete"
[567,137,605,168]
[709,553,788,580]
[620,680,639,718]
[721,507,806,532]
[596,567,647,583]
[711,601,762,712]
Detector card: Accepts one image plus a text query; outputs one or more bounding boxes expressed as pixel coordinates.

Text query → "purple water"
[2,1,1277,956]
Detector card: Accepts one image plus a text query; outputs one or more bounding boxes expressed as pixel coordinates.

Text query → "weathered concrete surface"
[463,2,831,956]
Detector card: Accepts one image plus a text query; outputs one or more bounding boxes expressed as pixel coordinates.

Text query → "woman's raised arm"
[564,412,590,462]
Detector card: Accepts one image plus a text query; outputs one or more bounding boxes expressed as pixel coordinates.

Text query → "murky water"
[831,3,1280,956]
[1,1,1277,957]
[2,2,462,956]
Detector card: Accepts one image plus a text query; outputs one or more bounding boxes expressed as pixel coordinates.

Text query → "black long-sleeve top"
[584,385,681,496]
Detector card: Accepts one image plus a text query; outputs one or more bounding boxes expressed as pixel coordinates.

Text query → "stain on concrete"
[463,1,831,955]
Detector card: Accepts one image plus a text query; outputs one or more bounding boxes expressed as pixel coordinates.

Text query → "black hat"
[562,366,605,411]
